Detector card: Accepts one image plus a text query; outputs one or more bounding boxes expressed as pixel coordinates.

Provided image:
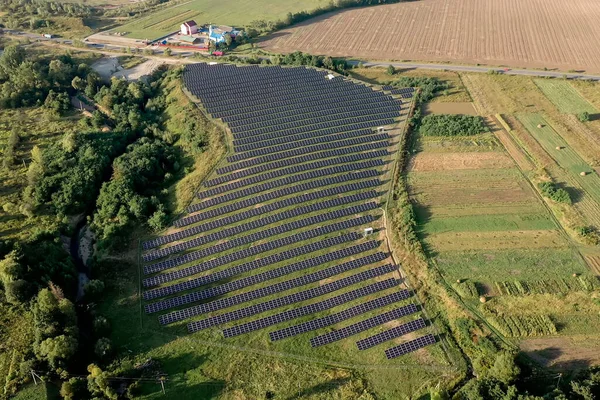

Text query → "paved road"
[355,61,600,81]
[5,29,600,80]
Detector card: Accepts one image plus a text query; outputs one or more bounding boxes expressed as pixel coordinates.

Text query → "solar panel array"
[138,64,432,361]
[143,216,372,287]
[384,334,437,359]
[144,192,376,261]
[220,278,398,337]
[310,304,419,347]
[356,318,426,350]
[188,169,381,213]
[187,264,395,333]
[143,232,361,301]
[156,251,387,322]
[269,289,410,341]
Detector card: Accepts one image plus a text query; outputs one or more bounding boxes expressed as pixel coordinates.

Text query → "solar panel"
[187,265,395,332]
[147,243,383,315]
[356,317,426,350]
[143,232,362,300]
[143,192,376,262]
[142,214,374,286]
[216,278,399,337]
[310,304,420,347]
[384,334,436,359]
[154,251,387,320]
[269,289,410,341]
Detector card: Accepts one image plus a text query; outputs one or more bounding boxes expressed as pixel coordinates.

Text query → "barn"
[180,20,198,35]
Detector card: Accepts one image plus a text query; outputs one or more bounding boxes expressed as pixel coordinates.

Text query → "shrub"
[387,65,395,75]
[577,111,590,122]
[538,181,572,204]
[419,114,489,137]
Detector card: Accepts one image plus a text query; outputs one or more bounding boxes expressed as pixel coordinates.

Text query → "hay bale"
[537,124,544,128]
[479,296,487,303]
[580,171,588,176]
[555,146,562,150]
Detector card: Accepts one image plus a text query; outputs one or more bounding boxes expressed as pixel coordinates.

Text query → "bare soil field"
[521,336,600,369]
[423,102,477,115]
[407,151,513,172]
[261,0,600,73]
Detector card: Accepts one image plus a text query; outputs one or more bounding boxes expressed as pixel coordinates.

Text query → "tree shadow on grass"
[283,377,352,400]
[558,183,584,204]
[138,352,226,400]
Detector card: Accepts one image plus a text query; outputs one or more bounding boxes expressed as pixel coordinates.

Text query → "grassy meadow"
[115,0,331,39]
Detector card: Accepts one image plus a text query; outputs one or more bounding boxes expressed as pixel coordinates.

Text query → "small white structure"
[180,20,198,35]
[326,74,335,80]
[364,227,374,237]
[377,127,386,133]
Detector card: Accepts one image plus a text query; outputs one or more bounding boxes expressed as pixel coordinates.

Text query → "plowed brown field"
[261,0,600,72]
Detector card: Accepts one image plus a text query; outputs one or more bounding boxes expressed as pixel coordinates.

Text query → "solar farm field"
[131,64,454,397]
[260,0,600,73]
[115,0,328,39]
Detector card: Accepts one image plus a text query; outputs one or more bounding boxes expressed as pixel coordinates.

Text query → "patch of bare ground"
[425,230,566,251]
[260,0,600,73]
[521,336,600,370]
[407,152,514,172]
[423,102,477,115]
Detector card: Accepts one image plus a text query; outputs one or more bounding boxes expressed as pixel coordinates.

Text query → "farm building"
[180,20,198,35]
[208,25,241,43]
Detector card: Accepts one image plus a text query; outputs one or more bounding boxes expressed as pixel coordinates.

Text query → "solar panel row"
[143,214,373,287]
[226,94,390,127]
[189,169,381,214]
[159,256,391,325]
[310,304,418,347]
[143,192,376,262]
[203,156,383,198]
[269,289,409,341]
[189,265,396,333]
[204,147,387,188]
[229,129,378,162]
[219,278,399,337]
[146,243,383,315]
[384,334,436,359]
[217,136,390,175]
[231,106,400,139]
[143,232,362,300]
[143,202,376,272]
[175,177,378,233]
[356,318,426,350]
[230,115,396,142]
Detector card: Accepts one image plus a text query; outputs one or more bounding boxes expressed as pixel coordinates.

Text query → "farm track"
[261,0,600,73]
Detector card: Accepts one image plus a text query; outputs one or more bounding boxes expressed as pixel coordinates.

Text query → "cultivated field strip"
[140,64,434,359]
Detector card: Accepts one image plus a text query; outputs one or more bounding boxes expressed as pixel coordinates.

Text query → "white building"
[180,20,198,35]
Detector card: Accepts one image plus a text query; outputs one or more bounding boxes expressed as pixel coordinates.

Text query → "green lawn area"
[533,79,597,115]
[116,0,331,39]
[417,213,556,235]
[517,113,600,202]
[434,248,589,284]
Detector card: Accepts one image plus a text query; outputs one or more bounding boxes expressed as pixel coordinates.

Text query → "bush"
[577,111,590,122]
[419,114,489,137]
[387,65,395,75]
[538,181,572,204]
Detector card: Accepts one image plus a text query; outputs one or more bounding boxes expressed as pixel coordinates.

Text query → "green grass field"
[517,113,600,203]
[434,248,588,284]
[116,0,330,39]
[418,213,556,235]
[533,79,598,115]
